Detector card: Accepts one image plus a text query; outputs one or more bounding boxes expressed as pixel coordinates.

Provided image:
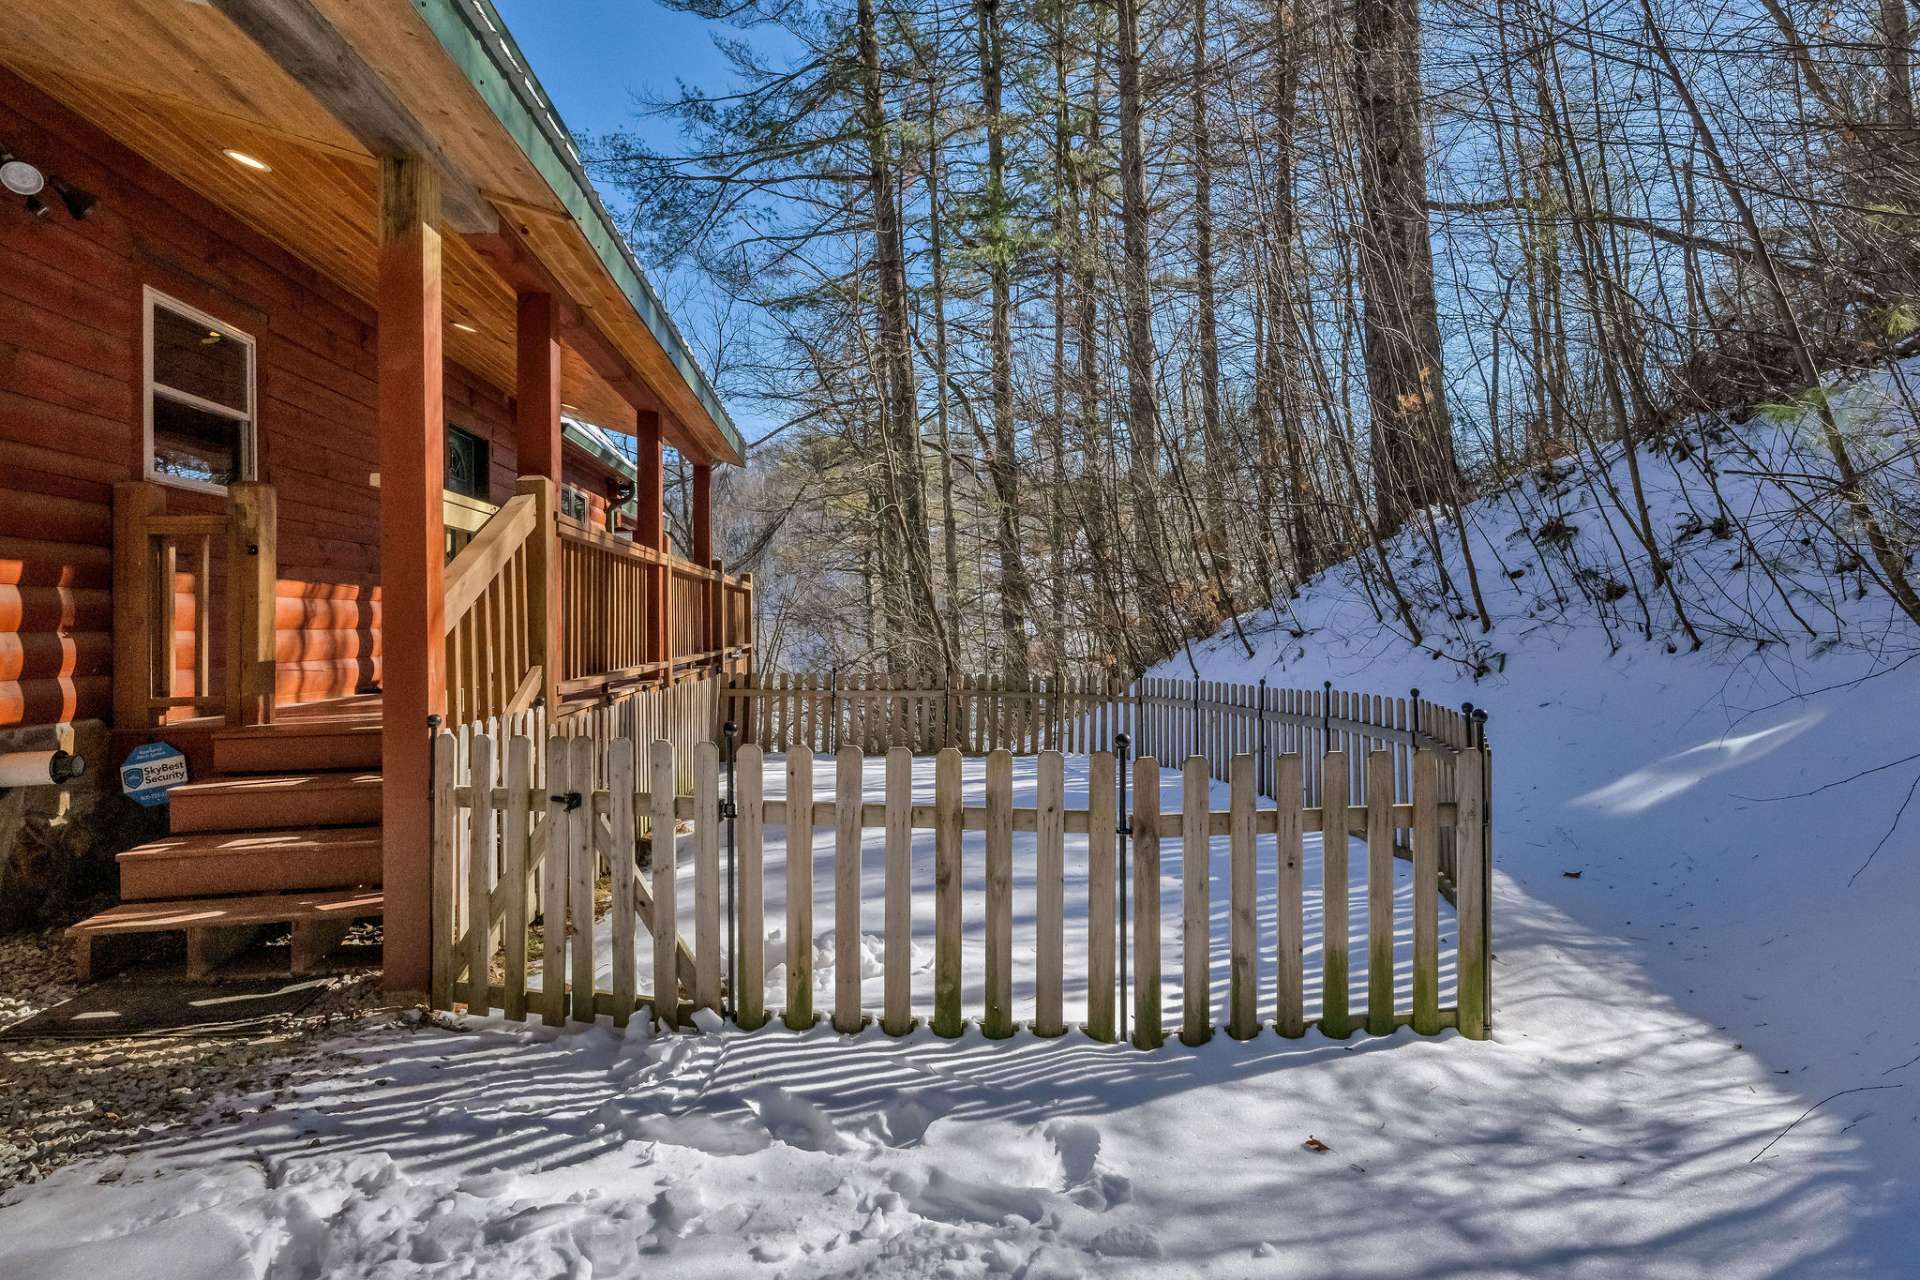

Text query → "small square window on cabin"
[445,423,490,500]
[144,289,256,492]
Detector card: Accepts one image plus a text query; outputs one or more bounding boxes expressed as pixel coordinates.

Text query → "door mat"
[0,976,331,1042]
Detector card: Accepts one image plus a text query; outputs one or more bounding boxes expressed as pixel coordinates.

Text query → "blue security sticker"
[121,741,189,807]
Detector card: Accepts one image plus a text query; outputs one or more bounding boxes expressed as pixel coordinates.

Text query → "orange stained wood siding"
[0,68,525,729]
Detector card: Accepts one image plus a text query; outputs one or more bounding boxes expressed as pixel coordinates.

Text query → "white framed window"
[143,286,257,493]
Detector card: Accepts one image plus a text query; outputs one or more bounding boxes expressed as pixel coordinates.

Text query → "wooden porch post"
[224,482,277,727]
[515,292,563,712]
[709,557,725,665]
[637,410,666,670]
[111,482,165,732]
[691,462,713,566]
[514,292,563,479]
[377,156,446,995]
[518,474,558,714]
[692,462,714,664]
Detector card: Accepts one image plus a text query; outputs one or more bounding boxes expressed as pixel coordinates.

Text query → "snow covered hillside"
[2,372,1917,1278]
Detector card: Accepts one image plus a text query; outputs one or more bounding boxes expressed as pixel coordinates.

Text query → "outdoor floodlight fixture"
[50,177,95,220]
[2,145,97,220]
[3,149,48,219]
[1,150,45,197]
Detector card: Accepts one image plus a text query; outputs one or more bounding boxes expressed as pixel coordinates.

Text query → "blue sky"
[494,1,786,442]
[494,0,739,155]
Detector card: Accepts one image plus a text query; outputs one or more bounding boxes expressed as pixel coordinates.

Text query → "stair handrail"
[442,476,555,725]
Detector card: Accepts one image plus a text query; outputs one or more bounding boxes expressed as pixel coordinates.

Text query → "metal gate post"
[1121,679,1136,759]
[1115,731,1132,1046]
[1321,680,1332,757]
[1474,707,1493,1032]
[828,671,840,752]
[1190,680,1201,760]
[1256,677,1268,799]
[722,720,738,1022]
[425,712,444,1009]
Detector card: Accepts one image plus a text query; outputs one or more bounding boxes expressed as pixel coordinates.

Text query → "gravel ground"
[0,927,402,1195]
[0,926,81,1030]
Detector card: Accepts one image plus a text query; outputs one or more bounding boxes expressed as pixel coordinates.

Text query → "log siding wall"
[0,67,526,728]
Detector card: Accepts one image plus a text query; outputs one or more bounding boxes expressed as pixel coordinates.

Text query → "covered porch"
[4,0,752,989]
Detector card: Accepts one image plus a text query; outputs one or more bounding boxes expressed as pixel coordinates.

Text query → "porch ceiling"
[0,0,730,461]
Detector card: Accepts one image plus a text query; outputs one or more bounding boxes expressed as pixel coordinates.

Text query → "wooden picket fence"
[725,671,1126,756]
[726,672,1478,792]
[430,728,1492,1046]
[428,670,723,1015]
[725,671,1485,900]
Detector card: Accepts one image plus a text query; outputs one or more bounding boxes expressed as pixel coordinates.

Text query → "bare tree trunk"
[1115,0,1174,652]
[977,0,1032,678]
[1261,1,1314,580]
[1350,0,1458,531]
[1073,24,1132,671]
[1048,8,1074,669]
[858,0,939,670]
[925,82,964,670]
[1191,0,1226,542]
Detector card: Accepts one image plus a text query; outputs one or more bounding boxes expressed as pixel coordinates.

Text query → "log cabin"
[0,0,753,991]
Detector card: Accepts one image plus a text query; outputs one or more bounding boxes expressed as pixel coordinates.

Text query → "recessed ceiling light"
[451,321,478,334]
[221,149,271,173]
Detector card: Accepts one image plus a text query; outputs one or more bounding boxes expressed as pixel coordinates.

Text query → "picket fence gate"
[431,731,1492,1046]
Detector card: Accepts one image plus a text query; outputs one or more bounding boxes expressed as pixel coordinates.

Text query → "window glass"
[147,292,253,491]
[445,424,489,499]
[152,305,249,411]
[152,397,245,487]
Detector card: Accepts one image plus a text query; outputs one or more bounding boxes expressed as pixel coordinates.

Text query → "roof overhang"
[414,0,741,461]
[0,0,742,465]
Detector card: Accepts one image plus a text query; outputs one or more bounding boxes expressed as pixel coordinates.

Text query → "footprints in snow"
[1046,1120,1132,1212]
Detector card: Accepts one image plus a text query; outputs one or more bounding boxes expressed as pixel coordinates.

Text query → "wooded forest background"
[593,0,1920,677]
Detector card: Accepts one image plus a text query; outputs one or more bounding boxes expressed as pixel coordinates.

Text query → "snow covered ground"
[4,375,1919,1275]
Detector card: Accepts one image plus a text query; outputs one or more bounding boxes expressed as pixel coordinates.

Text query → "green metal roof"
[563,416,637,479]
[413,0,744,462]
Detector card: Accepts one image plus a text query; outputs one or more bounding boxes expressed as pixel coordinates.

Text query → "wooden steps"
[213,718,380,773]
[168,770,383,833]
[95,697,388,977]
[117,826,382,900]
[67,888,383,981]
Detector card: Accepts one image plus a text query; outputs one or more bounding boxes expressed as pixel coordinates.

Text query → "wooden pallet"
[67,889,382,982]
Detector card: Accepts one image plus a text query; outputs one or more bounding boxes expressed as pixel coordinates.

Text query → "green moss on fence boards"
[1321,952,1351,1038]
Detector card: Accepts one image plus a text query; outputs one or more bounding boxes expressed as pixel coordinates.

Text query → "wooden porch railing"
[443,487,499,561]
[556,513,753,708]
[111,471,751,736]
[444,476,753,726]
[443,476,554,727]
[112,480,277,730]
